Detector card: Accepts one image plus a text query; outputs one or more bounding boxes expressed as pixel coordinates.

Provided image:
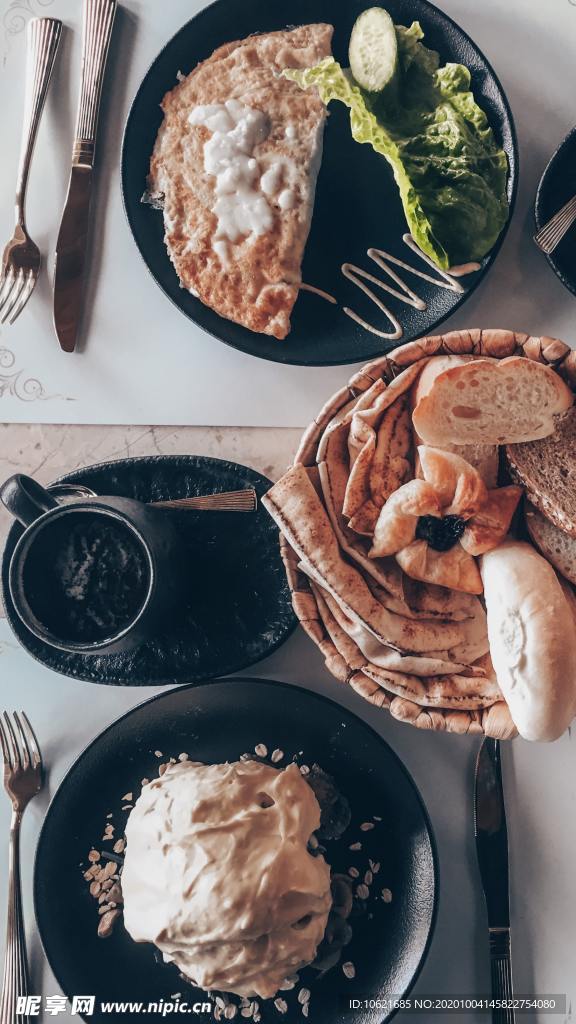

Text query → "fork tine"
[2,712,20,771]
[539,205,576,241]
[0,717,11,770]
[20,712,42,771]
[535,195,576,252]
[0,269,25,324]
[0,266,15,309]
[536,209,570,241]
[12,712,30,770]
[8,270,36,324]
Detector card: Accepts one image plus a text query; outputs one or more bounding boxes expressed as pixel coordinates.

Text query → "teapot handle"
[0,474,59,528]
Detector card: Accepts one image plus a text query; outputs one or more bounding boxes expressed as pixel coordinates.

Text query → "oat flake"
[342,961,356,979]
[255,743,268,757]
[274,999,288,1014]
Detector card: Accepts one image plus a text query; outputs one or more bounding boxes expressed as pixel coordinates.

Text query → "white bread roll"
[413,356,573,446]
[480,540,576,741]
[411,356,499,487]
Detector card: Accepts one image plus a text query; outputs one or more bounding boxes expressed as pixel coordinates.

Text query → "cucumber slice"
[349,7,399,96]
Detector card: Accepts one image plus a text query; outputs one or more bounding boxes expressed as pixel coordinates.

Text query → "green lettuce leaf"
[284,23,509,270]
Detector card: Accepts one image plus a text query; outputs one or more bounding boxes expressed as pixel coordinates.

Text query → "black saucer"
[0,456,296,685]
[34,678,438,1024]
[535,126,576,297]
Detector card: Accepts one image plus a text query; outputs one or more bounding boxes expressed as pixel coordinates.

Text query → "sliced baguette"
[412,356,573,446]
[507,405,576,538]
[411,355,499,486]
[525,503,576,585]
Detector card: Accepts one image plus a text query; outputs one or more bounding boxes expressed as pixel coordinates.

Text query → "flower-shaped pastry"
[369,447,522,594]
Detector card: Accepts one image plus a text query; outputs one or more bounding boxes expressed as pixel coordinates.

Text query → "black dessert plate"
[34,678,438,1024]
[121,0,517,366]
[0,456,296,685]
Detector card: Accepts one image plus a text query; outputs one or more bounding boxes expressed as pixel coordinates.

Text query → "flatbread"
[311,584,498,709]
[315,586,485,678]
[314,364,486,621]
[149,25,333,339]
[262,464,488,656]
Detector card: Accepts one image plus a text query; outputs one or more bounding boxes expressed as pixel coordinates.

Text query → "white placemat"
[0,0,575,426]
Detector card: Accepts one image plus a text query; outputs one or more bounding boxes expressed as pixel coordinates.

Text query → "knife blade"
[54,164,93,352]
[53,0,116,352]
[474,738,515,1023]
[474,737,509,927]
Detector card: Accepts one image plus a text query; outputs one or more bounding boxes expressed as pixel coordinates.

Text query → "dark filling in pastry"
[415,514,465,552]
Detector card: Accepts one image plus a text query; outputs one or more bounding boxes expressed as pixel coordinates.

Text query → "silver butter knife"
[53,0,117,352]
[474,738,515,1024]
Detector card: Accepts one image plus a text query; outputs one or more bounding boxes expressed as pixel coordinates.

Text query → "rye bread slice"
[525,502,576,585]
[506,407,576,538]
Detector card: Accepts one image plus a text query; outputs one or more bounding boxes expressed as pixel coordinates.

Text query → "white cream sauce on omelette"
[189,99,298,266]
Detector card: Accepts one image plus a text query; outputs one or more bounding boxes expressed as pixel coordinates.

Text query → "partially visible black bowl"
[535,126,576,297]
[34,678,438,1024]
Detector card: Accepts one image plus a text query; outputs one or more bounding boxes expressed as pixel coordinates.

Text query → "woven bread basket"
[279,329,576,738]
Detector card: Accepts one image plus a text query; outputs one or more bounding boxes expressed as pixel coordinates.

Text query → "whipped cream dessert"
[121,759,332,998]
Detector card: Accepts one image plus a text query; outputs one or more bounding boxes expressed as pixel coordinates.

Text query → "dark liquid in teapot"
[23,513,149,643]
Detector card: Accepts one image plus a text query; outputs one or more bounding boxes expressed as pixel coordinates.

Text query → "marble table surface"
[1,0,576,1014]
[0,424,575,1023]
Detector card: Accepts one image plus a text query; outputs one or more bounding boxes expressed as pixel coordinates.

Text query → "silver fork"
[534,193,576,254]
[0,19,62,326]
[0,713,43,1024]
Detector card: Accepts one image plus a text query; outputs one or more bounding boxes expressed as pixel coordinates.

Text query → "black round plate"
[535,126,576,297]
[34,678,438,1024]
[0,456,295,686]
[121,0,518,367]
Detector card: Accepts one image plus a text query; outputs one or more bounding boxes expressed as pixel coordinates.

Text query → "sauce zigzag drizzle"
[341,234,480,340]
